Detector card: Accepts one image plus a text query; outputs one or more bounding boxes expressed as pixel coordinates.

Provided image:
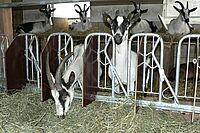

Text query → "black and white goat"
[129,1,157,34]
[103,11,150,93]
[46,42,102,118]
[16,5,56,34]
[70,4,92,32]
[46,43,85,118]
[158,1,197,35]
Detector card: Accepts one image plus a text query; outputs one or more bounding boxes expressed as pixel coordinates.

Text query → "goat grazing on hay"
[46,42,102,118]
[70,4,92,32]
[158,1,197,35]
[16,5,56,34]
[103,10,150,93]
[129,1,158,34]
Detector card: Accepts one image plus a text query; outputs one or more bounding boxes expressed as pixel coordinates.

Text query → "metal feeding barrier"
[82,32,200,116]
[174,34,200,121]
[19,33,41,88]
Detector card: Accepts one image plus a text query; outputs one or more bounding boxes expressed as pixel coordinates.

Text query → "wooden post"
[0,0,13,42]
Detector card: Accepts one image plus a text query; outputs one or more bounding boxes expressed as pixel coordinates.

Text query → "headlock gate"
[83,32,200,117]
[6,33,40,92]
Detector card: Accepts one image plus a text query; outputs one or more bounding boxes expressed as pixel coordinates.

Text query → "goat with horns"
[129,1,158,34]
[103,10,150,93]
[70,4,92,32]
[16,5,56,34]
[158,1,197,35]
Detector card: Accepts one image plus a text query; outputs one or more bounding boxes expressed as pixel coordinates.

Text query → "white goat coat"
[168,14,190,35]
[130,20,152,34]
[62,44,84,86]
[108,38,137,92]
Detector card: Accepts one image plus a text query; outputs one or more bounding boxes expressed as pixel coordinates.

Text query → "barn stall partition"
[6,33,40,92]
[0,33,9,90]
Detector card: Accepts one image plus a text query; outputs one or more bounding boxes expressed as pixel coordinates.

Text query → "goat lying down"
[129,1,157,34]
[158,1,197,35]
[16,5,56,34]
[70,4,92,32]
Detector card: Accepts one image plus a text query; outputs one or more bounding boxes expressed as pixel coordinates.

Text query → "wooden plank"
[83,37,98,107]
[5,36,26,92]
[0,0,163,8]
[0,0,13,41]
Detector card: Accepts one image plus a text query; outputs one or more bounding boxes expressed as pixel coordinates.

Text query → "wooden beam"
[0,0,13,41]
[0,0,120,8]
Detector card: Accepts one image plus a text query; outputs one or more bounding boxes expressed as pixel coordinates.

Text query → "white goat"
[129,1,157,34]
[158,1,197,35]
[16,5,56,34]
[70,4,92,32]
[103,11,150,93]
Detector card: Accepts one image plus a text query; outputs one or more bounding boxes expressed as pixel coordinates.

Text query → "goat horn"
[130,1,137,10]
[186,1,189,9]
[175,1,185,9]
[84,4,87,11]
[46,52,56,90]
[55,52,74,85]
[139,2,141,9]
[74,4,82,12]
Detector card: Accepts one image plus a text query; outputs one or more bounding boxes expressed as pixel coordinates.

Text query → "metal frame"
[174,34,200,116]
[82,32,200,114]
[17,33,41,88]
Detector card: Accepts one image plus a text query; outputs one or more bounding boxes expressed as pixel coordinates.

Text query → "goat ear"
[50,8,56,13]
[141,9,148,14]
[115,10,120,16]
[69,72,75,84]
[103,12,112,26]
[173,6,180,12]
[189,7,197,13]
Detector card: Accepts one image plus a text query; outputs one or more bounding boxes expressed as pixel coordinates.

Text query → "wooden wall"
[0,0,13,42]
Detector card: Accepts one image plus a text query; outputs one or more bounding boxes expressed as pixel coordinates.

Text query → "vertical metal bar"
[97,35,101,88]
[184,37,191,97]
[150,36,155,93]
[58,35,61,64]
[158,36,164,102]
[35,36,40,88]
[127,34,131,95]
[25,35,29,81]
[142,35,147,92]
[192,37,199,122]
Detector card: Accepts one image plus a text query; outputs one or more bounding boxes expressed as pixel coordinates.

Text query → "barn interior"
[1,0,200,132]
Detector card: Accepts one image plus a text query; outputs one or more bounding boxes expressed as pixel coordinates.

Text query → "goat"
[158,1,197,35]
[129,1,157,34]
[103,10,150,93]
[70,4,92,32]
[16,5,56,34]
[46,42,102,118]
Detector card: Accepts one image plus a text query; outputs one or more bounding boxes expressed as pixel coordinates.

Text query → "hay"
[1,86,200,133]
